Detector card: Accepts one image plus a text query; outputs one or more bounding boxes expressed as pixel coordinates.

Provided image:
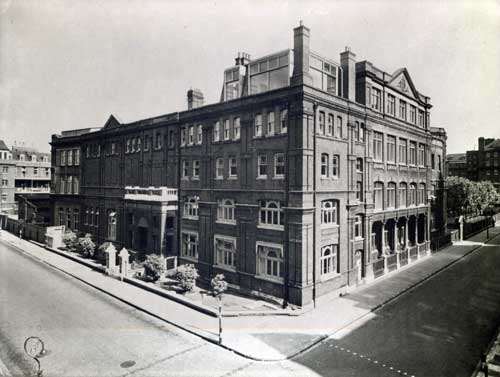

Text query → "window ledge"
[257,224,284,231]
[214,264,237,273]
[228,176,238,180]
[216,220,236,226]
[215,177,224,180]
[256,176,267,180]
[321,223,339,229]
[272,176,285,180]
[192,177,200,181]
[183,216,199,221]
[180,255,199,263]
[255,274,284,284]
[320,272,340,282]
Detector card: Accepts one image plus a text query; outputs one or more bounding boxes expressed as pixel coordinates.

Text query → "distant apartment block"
[0,140,16,213]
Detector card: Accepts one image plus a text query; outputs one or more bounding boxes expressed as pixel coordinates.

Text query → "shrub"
[62,230,78,251]
[76,233,96,258]
[176,264,199,292]
[211,274,228,296]
[143,254,165,282]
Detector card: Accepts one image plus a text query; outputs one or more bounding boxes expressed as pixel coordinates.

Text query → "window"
[182,160,189,179]
[387,94,395,115]
[70,176,78,194]
[387,135,396,163]
[280,109,288,134]
[257,243,284,280]
[189,126,195,145]
[410,105,416,124]
[2,166,7,173]
[332,155,339,178]
[257,155,268,178]
[321,200,338,226]
[356,181,363,202]
[86,146,90,158]
[192,160,200,179]
[354,216,363,239]
[169,130,175,147]
[319,112,326,135]
[107,211,117,240]
[409,183,417,206]
[354,121,360,141]
[229,156,237,178]
[418,110,425,127]
[95,209,100,228]
[181,231,198,259]
[254,114,262,137]
[336,116,342,138]
[327,114,334,136]
[321,245,338,276]
[97,144,101,157]
[181,128,187,146]
[356,158,363,172]
[274,153,285,178]
[217,199,236,223]
[196,125,202,145]
[438,155,442,171]
[418,183,426,205]
[213,121,221,142]
[155,133,162,149]
[321,153,329,178]
[259,201,283,228]
[137,138,141,152]
[371,87,381,111]
[216,158,224,179]
[73,209,79,231]
[399,139,407,164]
[431,154,435,170]
[61,150,67,166]
[233,118,240,140]
[373,132,383,161]
[215,236,236,268]
[33,167,38,176]
[60,176,66,194]
[126,140,131,153]
[409,141,417,165]
[183,196,199,219]
[224,120,230,140]
[67,150,73,165]
[387,182,396,208]
[399,100,407,120]
[267,112,275,136]
[418,143,426,167]
[359,123,365,141]
[399,183,407,208]
[374,182,384,210]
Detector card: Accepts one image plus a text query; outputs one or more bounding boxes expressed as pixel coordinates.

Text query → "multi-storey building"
[50,24,446,306]
[0,140,16,214]
[446,153,467,178]
[465,137,500,191]
[11,145,51,195]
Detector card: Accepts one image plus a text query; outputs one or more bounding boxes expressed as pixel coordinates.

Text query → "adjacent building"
[11,144,51,195]
[0,140,16,213]
[446,153,467,178]
[50,24,447,306]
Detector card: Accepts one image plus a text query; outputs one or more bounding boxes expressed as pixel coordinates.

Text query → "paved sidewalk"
[1,227,498,361]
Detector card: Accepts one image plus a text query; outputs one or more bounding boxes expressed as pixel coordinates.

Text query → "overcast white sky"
[1,0,499,153]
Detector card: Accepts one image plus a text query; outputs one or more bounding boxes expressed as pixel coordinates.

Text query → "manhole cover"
[120,360,136,369]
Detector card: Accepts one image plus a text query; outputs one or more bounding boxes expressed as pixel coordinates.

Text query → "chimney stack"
[187,89,204,110]
[235,52,251,66]
[340,46,356,102]
[291,21,313,86]
[478,137,485,151]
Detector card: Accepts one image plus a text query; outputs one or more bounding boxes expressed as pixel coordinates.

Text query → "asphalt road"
[2,235,500,377]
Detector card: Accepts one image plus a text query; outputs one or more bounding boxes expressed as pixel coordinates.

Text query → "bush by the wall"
[176,264,199,292]
[76,233,96,258]
[143,254,165,282]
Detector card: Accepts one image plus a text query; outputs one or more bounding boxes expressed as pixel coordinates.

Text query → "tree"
[76,233,96,258]
[143,254,165,282]
[447,176,499,217]
[210,274,228,297]
[62,230,78,252]
[176,264,199,292]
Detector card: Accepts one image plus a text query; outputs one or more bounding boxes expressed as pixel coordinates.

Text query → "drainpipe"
[283,101,291,308]
[312,102,318,308]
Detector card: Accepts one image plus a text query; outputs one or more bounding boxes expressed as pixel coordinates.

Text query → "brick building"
[11,144,51,195]
[466,137,500,191]
[50,24,446,306]
[446,153,467,178]
[0,140,16,214]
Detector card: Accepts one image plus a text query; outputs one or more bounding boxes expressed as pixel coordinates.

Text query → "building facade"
[50,24,446,306]
[0,140,16,213]
[11,145,51,195]
[446,153,467,178]
[466,138,500,191]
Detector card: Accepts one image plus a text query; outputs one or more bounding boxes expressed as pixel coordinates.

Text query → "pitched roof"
[446,153,466,163]
[0,140,10,151]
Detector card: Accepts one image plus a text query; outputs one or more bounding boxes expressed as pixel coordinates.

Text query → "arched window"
[217,199,235,223]
[280,109,288,134]
[197,124,203,144]
[183,196,199,219]
[399,182,407,208]
[336,116,343,138]
[387,182,396,208]
[259,200,283,228]
[327,114,334,136]
[374,182,384,210]
[257,243,284,279]
[320,245,338,276]
[418,183,426,204]
[107,210,117,240]
[215,235,236,268]
[354,215,363,239]
[321,200,338,225]
[214,121,220,142]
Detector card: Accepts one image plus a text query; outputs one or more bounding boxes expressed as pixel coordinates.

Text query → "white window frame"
[107,211,117,240]
[217,199,236,224]
[181,231,199,260]
[354,216,363,239]
[224,119,230,141]
[259,200,284,230]
[183,196,199,219]
[267,111,275,136]
[228,156,237,178]
[257,154,268,179]
[399,182,407,208]
[256,241,284,281]
[320,245,339,277]
[374,182,384,210]
[192,160,200,180]
[332,155,339,178]
[214,121,221,142]
[214,235,237,269]
[387,182,396,209]
[327,114,334,136]
[254,114,262,137]
[274,153,285,179]
[321,153,329,178]
[373,132,383,161]
[215,158,224,179]
[233,118,240,140]
[197,124,203,144]
[188,126,194,145]
[280,109,288,134]
[321,200,338,226]
[182,160,189,179]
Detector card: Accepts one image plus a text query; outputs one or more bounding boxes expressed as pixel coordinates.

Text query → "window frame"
[214,235,237,269]
[256,241,284,281]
